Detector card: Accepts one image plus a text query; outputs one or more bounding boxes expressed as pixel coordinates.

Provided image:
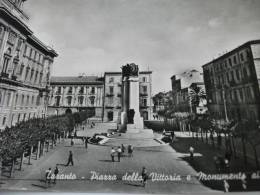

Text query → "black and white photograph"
[0,0,260,194]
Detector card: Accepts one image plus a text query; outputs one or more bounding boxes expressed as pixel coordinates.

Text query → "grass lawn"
[170,137,260,192]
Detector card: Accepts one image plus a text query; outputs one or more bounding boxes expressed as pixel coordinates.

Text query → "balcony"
[140,93,148,96]
[105,106,114,109]
[106,93,114,97]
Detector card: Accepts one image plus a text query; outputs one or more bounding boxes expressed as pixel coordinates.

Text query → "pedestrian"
[66,151,74,166]
[117,146,122,162]
[70,138,74,146]
[189,146,194,160]
[53,165,59,184]
[171,131,175,142]
[128,145,133,157]
[45,168,52,184]
[223,180,230,192]
[141,167,148,187]
[121,144,125,154]
[85,138,88,150]
[111,147,116,162]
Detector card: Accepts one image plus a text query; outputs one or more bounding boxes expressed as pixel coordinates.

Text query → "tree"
[189,85,206,113]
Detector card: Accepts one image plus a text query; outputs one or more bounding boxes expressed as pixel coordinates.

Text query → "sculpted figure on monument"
[122,63,139,77]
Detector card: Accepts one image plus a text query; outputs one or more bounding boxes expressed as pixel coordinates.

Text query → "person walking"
[189,146,194,160]
[117,146,122,162]
[121,144,125,154]
[45,168,52,184]
[66,151,74,166]
[85,138,88,150]
[111,147,116,162]
[53,165,59,184]
[141,167,148,187]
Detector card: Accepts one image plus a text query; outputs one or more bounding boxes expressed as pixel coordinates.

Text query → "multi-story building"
[202,40,260,121]
[103,71,153,122]
[170,70,206,113]
[0,0,58,130]
[48,76,104,119]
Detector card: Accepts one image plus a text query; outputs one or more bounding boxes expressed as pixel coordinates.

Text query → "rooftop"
[202,39,260,68]
[50,76,104,85]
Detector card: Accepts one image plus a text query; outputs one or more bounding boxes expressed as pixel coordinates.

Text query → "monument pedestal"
[119,63,144,133]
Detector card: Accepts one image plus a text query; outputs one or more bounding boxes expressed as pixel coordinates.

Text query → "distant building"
[170,70,206,113]
[48,76,104,119]
[202,40,260,121]
[103,71,153,122]
[152,91,172,113]
[0,0,58,130]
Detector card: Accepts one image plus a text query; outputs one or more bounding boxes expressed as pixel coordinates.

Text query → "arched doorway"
[65,108,72,114]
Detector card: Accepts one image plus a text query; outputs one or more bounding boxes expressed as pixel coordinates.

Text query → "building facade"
[202,40,260,121]
[170,70,206,113]
[0,0,57,130]
[103,71,153,122]
[48,76,104,119]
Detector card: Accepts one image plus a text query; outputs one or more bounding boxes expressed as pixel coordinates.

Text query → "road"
[0,123,220,194]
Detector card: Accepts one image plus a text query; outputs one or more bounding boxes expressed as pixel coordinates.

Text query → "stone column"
[121,77,129,128]
[128,77,143,130]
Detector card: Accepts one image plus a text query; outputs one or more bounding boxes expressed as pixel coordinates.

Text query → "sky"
[23,0,260,94]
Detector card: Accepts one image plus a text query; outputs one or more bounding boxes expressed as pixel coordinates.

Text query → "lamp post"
[222,85,229,122]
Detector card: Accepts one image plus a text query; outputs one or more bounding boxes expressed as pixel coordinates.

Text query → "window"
[226,73,229,82]
[34,71,38,83]
[240,53,244,61]
[89,96,95,105]
[0,91,2,105]
[21,94,24,106]
[31,96,34,105]
[6,92,11,106]
[19,64,24,75]
[67,96,72,106]
[233,56,237,64]
[78,96,84,105]
[55,96,61,106]
[239,89,243,102]
[17,114,20,123]
[79,87,84,94]
[30,69,34,81]
[142,86,147,93]
[109,77,114,83]
[228,58,232,66]
[36,95,40,106]
[25,67,30,81]
[2,54,11,73]
[142,99,147,106]
[91,87,95,94]
[109,86,114,94]
[15,94,19,106]
[236,69,240,80]
[26,95,30,106]
[68,87,73,94]
[2,117,6,125]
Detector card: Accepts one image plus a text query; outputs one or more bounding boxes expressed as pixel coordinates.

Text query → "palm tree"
[189,85,207,114]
